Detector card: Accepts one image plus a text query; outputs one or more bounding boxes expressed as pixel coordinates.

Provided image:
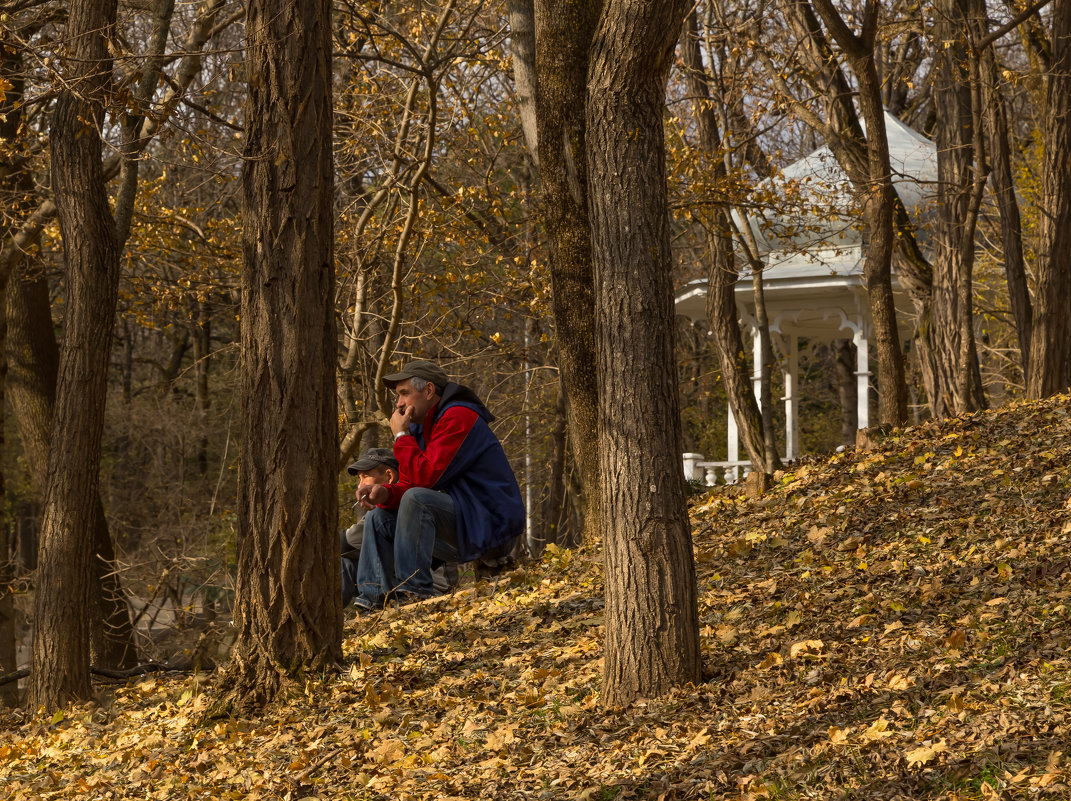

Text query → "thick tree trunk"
[30,0,121,709]
[228,0,341,708]
[1027,0,1071,397]
[533,0,602,540]
[678,11,772,474]
[7,276,139,670]
[928,0,986,417]
[587,0,700,707]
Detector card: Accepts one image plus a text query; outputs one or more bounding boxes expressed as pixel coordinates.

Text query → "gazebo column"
[726,405,739,483]
[854,329,870,430]
[783,334,799,460]
[752,327,762,405]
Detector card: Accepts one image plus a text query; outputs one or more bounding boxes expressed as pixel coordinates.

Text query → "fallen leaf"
[905,740,948,767]
[789,639,824,659]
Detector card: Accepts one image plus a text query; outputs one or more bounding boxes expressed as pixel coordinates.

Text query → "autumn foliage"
[2,394,1070,798]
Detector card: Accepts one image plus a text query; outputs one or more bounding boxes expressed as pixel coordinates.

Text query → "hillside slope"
[2,395,1071,800]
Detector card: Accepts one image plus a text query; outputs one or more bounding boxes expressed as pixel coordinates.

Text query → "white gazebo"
[677,111,937,484]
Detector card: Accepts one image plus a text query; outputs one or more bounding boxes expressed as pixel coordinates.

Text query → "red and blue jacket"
[379,382,525,562]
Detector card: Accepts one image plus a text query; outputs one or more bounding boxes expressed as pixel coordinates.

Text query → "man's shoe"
[352,595,379,615]
[431,562,460,594]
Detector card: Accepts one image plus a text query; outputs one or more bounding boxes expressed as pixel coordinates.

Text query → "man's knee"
[398,486,444,511]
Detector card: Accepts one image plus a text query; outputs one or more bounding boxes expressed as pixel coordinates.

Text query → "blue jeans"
[342,555,359,606]
[354,488,458,606]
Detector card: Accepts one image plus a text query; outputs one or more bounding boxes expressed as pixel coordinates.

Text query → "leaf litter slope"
[2,395,1071,800]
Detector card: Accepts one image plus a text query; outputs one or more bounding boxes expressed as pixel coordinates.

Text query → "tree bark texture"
[834,339,858,446]
[508,0,540,165]
[0,33,24,708]
[679,11,772,473]
[798,0,908,425]
[231,0,341,707]
[928,0,986,417]
[776,0,933,414]
[980,44,1032,370]
[1027,0,1071,397]
[844,43,908,426]
[587,0,701,707]
[30,0,121,710]
[8,275,139,670]
[534,0,602,540]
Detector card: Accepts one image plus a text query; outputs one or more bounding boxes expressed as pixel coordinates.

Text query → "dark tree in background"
[533,0,603,541]
[29,0,121,709]
[1028,0,1071,397]
[587,0,702,706]
[227,0,341,707]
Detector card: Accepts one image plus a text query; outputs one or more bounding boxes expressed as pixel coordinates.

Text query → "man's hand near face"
[356,483,390,510]
[390,405,414,437]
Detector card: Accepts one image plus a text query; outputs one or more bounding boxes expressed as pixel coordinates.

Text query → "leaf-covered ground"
[3,395,1071,800]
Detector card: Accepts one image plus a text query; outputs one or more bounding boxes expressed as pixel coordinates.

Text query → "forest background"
[1,0,1070,709]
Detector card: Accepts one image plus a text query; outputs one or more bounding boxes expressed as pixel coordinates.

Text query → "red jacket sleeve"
[378,404,479,509]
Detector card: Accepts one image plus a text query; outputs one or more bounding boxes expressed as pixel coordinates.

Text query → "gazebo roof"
[677,110,934,344]
[738,110,937,256]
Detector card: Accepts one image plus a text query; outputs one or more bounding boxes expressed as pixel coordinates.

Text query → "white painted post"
[727,405,739,483]
[784,334,799,460]
[682,453,703,482]
[752,327,763,406]
[854,330,870,430]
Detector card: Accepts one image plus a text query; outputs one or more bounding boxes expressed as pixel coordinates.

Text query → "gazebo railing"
[683,453,752,486]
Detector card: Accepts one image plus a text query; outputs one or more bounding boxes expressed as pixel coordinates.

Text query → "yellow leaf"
[905,740,948,767]
[828,726,849,745]
[368,738,405,765]
[756,652,783,670]
[789,639,824,659]
[886,672,914,690]
[860,717,892,742]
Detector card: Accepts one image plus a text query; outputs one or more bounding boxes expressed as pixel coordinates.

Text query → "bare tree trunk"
[539,386,568,551]
[980,43,1032,370]
[228,0,341,708]
[0,268,15,707]
[507,0,539,165]
[30,0,121,709]
[192,304,211,476]
[534,0,602,540]
[834,339,858,446]
[1027,0,1071,397]
[806,0,907,426]
[0,26,25,708]
[769,0,932,414]
[7,275,139,670]
[587,0,700,707]
[928,0,987,417]
[678,10,772,474]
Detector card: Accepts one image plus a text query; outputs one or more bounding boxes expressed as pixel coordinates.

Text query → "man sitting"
[353,360,524,610]
[341,447,457,606]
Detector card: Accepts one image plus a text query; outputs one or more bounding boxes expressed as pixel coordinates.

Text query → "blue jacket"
[387,383,525,561]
